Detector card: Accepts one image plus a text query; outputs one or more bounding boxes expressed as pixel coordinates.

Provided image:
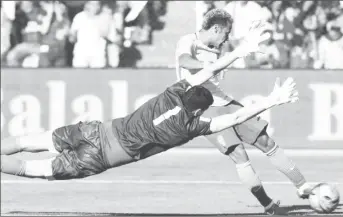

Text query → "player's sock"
[24,159,54,177]
[0,155,26,176]
[1,137,22,155]
[1,156,54,178]
[266,145,306,188]
[236,161,272,207]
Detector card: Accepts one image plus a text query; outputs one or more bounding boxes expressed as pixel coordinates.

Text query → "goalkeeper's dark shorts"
[50,121,108,180]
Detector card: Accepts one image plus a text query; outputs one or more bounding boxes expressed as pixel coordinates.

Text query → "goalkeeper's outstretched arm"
[208,78,299,133]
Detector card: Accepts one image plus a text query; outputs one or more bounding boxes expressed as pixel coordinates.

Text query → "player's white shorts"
[201,81,268,154]
[201,81,233,107]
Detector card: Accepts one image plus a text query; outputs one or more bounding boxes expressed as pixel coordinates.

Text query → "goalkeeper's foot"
[264,200,288,215]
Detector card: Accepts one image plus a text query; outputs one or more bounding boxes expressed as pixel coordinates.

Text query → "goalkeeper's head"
[182,86,214,117]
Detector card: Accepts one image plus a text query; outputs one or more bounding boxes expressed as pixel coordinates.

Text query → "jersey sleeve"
[175,35,194,58]
[189,116,212,137]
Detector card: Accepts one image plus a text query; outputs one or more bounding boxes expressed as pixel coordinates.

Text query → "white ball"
[309,183,340,213]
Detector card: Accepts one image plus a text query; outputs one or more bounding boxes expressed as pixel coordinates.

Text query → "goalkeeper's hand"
[268,77,299,106]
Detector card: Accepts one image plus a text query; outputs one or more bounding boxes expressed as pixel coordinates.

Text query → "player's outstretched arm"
[178,54,208,71]
[186,21,270,86]
[185,49,240,86]
[176,36,220,78]
[209,78,298,133]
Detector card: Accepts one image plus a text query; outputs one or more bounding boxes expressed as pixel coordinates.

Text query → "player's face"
[211,25,230,49]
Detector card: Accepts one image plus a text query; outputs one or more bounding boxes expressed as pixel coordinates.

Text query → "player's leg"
[204,104,266,202]
[226,144,275,208]
[235,156,287,215]
[1,130,58,155]
[206,101,290,214]
[206,133,286,214]
[253,130,311,198]
[228,101,312,198]
[204,106,284,213]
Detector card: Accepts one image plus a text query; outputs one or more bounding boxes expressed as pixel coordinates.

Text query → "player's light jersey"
[109,80,212,160]
[175,33,233,107]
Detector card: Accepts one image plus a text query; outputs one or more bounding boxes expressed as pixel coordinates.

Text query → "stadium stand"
[1,0,342,69]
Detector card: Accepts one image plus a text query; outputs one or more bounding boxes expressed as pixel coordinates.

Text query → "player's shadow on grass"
[5,205,343,216]
[280,203,343,215]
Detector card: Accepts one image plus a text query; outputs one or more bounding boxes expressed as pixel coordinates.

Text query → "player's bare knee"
[254,132,275,153]
[227,144,249,164]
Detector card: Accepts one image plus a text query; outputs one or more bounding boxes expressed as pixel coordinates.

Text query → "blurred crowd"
[0,0,166,68]
[1,0,343,69]
[200,0,343,69]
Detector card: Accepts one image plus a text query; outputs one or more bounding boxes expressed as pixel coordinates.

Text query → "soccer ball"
[309,183,340,213]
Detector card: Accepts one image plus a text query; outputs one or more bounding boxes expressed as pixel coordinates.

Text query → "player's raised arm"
[209,78,299,133]
[176,37,208,71]
[186,21,270,87]
[176,36,220,82]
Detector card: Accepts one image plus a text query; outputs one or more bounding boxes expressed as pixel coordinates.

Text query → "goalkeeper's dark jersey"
[108,80,212,160]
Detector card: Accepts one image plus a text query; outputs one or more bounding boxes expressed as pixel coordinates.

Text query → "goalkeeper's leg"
[1,130,58,155]
[1,155,54,178]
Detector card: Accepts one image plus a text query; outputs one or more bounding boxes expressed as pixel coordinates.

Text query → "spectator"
[223,0,272,68]
[121,1,151,45]
[148,1,167,31]
[300,2,326,66]
[119,42,142,68]
[276,5,302,49]
[289,35,313,68]
[315,15,343,69]
[69,1,114,68]
[224,1,272,40]
[2,0,341,69]
[6,1,54,67]
[39,1,70,67]
[101,2,123,68]
[1,1,16,62]
[247,29,288,69]
[269,1,283,21]
[334,8,343,29]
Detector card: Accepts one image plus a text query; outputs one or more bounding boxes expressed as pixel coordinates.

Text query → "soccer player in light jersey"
[175,8,312,214]
[2,19,296,215]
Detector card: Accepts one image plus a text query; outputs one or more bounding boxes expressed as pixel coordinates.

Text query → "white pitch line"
[168,148,343,157]
[1,180,342,185]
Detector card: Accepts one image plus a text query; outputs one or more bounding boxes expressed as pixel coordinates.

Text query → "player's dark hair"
[202,9,233,31]
[182,86,214,112]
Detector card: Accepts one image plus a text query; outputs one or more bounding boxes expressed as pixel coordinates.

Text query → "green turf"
[1,149,343,216]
